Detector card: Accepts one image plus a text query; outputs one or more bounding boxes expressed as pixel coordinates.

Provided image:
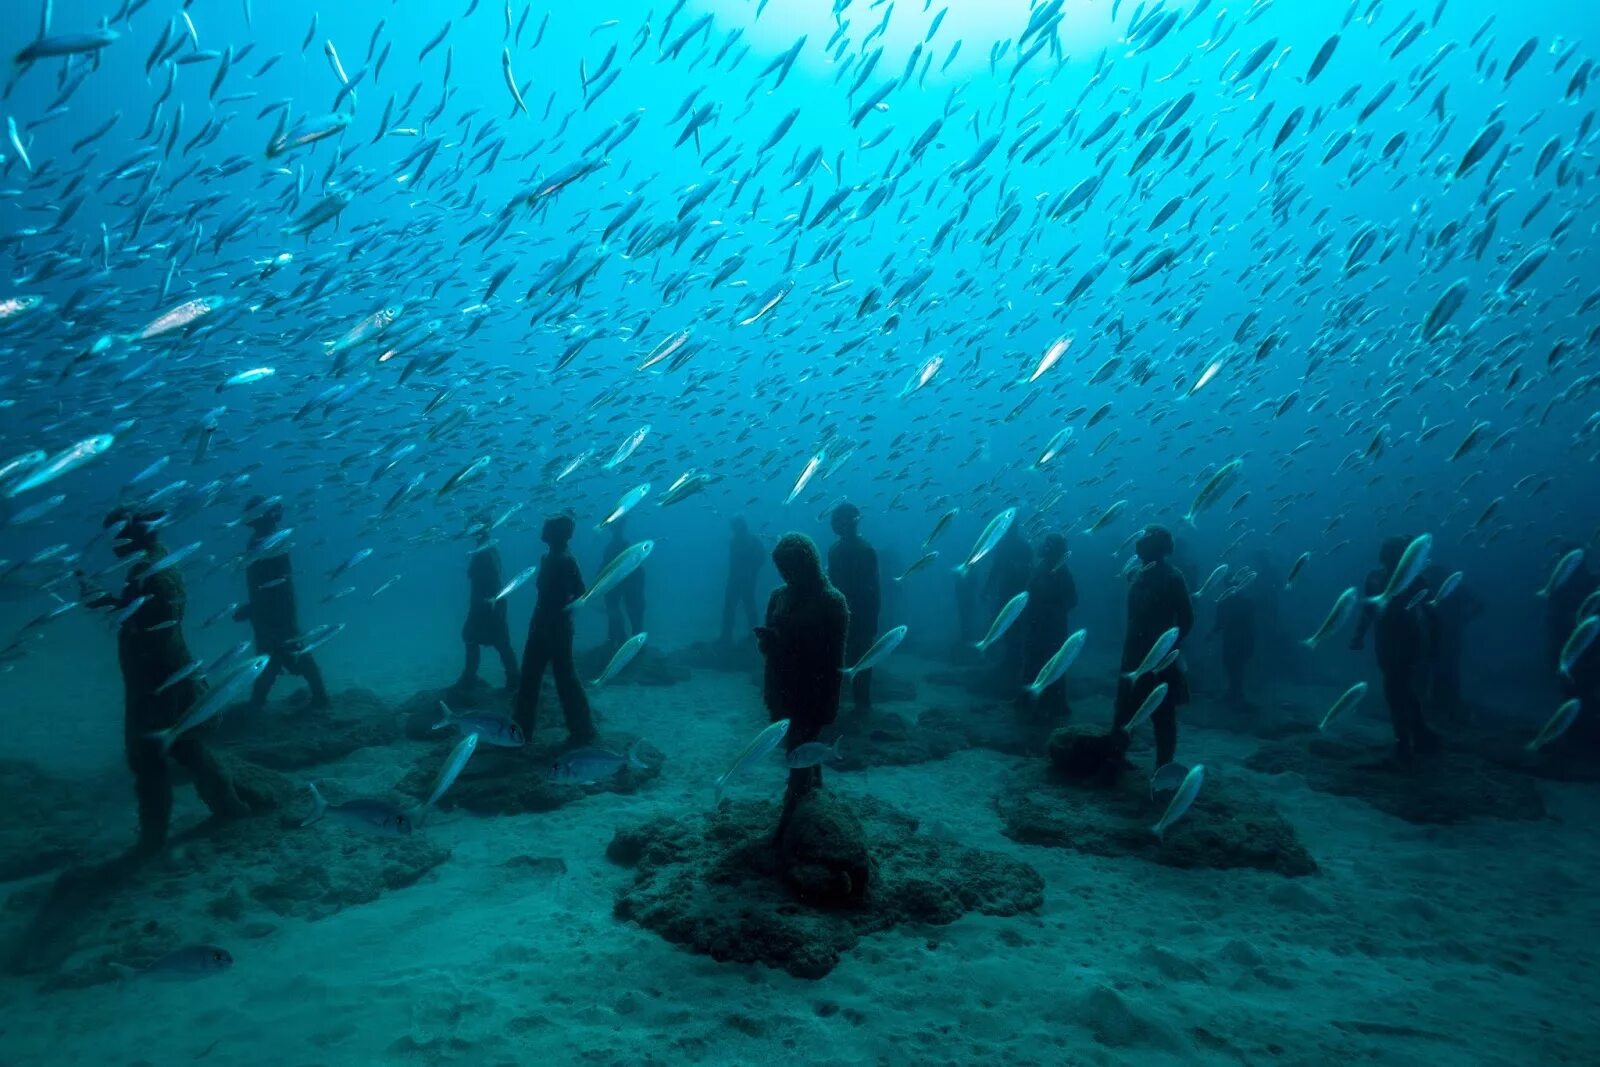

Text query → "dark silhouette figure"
[720,517,765,643]
[234,497,330,712]
[514,514,595,744]
[1422,562,1483,724]
[1546,546,1600,751]
[84,509,248,855]
[756,533,848,840]
[1351,535,1439,766]
[1210,585,1256,707]
[1017,533,1079,718]
[984,521,1033,688]
[602,519,646,652]
[827,503,880,715]
[1113,525,1194,769]
[455,513,519,692]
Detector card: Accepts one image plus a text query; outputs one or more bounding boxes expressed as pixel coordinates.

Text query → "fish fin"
[300,781,327,827]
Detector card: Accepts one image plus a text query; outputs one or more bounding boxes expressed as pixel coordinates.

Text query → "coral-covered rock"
[998,763,1317,877]
[609,794,1043,979]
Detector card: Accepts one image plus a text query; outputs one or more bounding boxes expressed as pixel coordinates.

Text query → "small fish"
[1152,764,1205,840]
[1149,761,1188,798]
[1123,627,1180,683]
[785,451,825,505]
[147,656,270,755]
[414,731,479,822]
[552,742,647,785]
[1195,564,1230,598]
[301,781,412,835]
[286,622,345,657]
[574,541,653,609]
[842,625,907,678]
[923,508,958,548]
[786,736,845,769]
[433,701,525,747]
[1284,552,1310,589]
[975,593,1028,652]
[110,944,233,982]
[1303,587,1358,649]
[1430,572,1463,607]
[1558,616,1598,680]
[1370,533,1432,611]
[715,718,789,804]
[592,632,648,686]
[1527,699,1581,752]
[1319,681,1369,731]
[1537,549,1584,598]
[1026,629,1087,698]
[894,551,939,582]
[955,506,1018,575]
[1123,682,1170,731]
[492,565,537,603]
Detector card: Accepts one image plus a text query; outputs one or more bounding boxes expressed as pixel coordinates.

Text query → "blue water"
[2,0,1599,1061]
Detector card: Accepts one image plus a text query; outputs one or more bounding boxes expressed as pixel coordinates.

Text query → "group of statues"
[73,492,1600,857]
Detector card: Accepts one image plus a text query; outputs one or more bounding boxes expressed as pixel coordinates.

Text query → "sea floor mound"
[218,687,395,769]
[1245,736,1547,824]
[1458,728,1600,784]
[822,709,966,770]
[918,701,1060,756]
[396,730,662,816]
[607,791,1044,979]
[577,643,691,687]
[996,725,1317,877]
[4,767,447,988]
[0,760,97,884]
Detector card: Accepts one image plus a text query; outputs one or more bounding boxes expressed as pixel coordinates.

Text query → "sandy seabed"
[1,638,1596,1067]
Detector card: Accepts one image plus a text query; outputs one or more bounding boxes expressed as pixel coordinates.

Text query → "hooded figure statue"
[757,533,849,838]
[1113,524,1194,770]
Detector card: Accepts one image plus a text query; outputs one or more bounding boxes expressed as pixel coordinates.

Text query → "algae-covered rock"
[220,688,395,770]
[5,779,448,986]
[1244,737,1545,824]
[0,760,93,883]
[609,794,1043,979]
[826,710,966,771]
[1046,723,1132,785]
[998,763,1317,877]
[778,790,870,907]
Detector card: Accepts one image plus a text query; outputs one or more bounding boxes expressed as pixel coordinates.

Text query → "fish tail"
[952,562,968,576]
[144,728,176,756]
[838,666,855,678]
[1299,637,1317,650]
[830,736,844,759]
[109,962,139,982]
[1151,823,1165,841]
[300,781,327,828]
[626,739,646,770]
